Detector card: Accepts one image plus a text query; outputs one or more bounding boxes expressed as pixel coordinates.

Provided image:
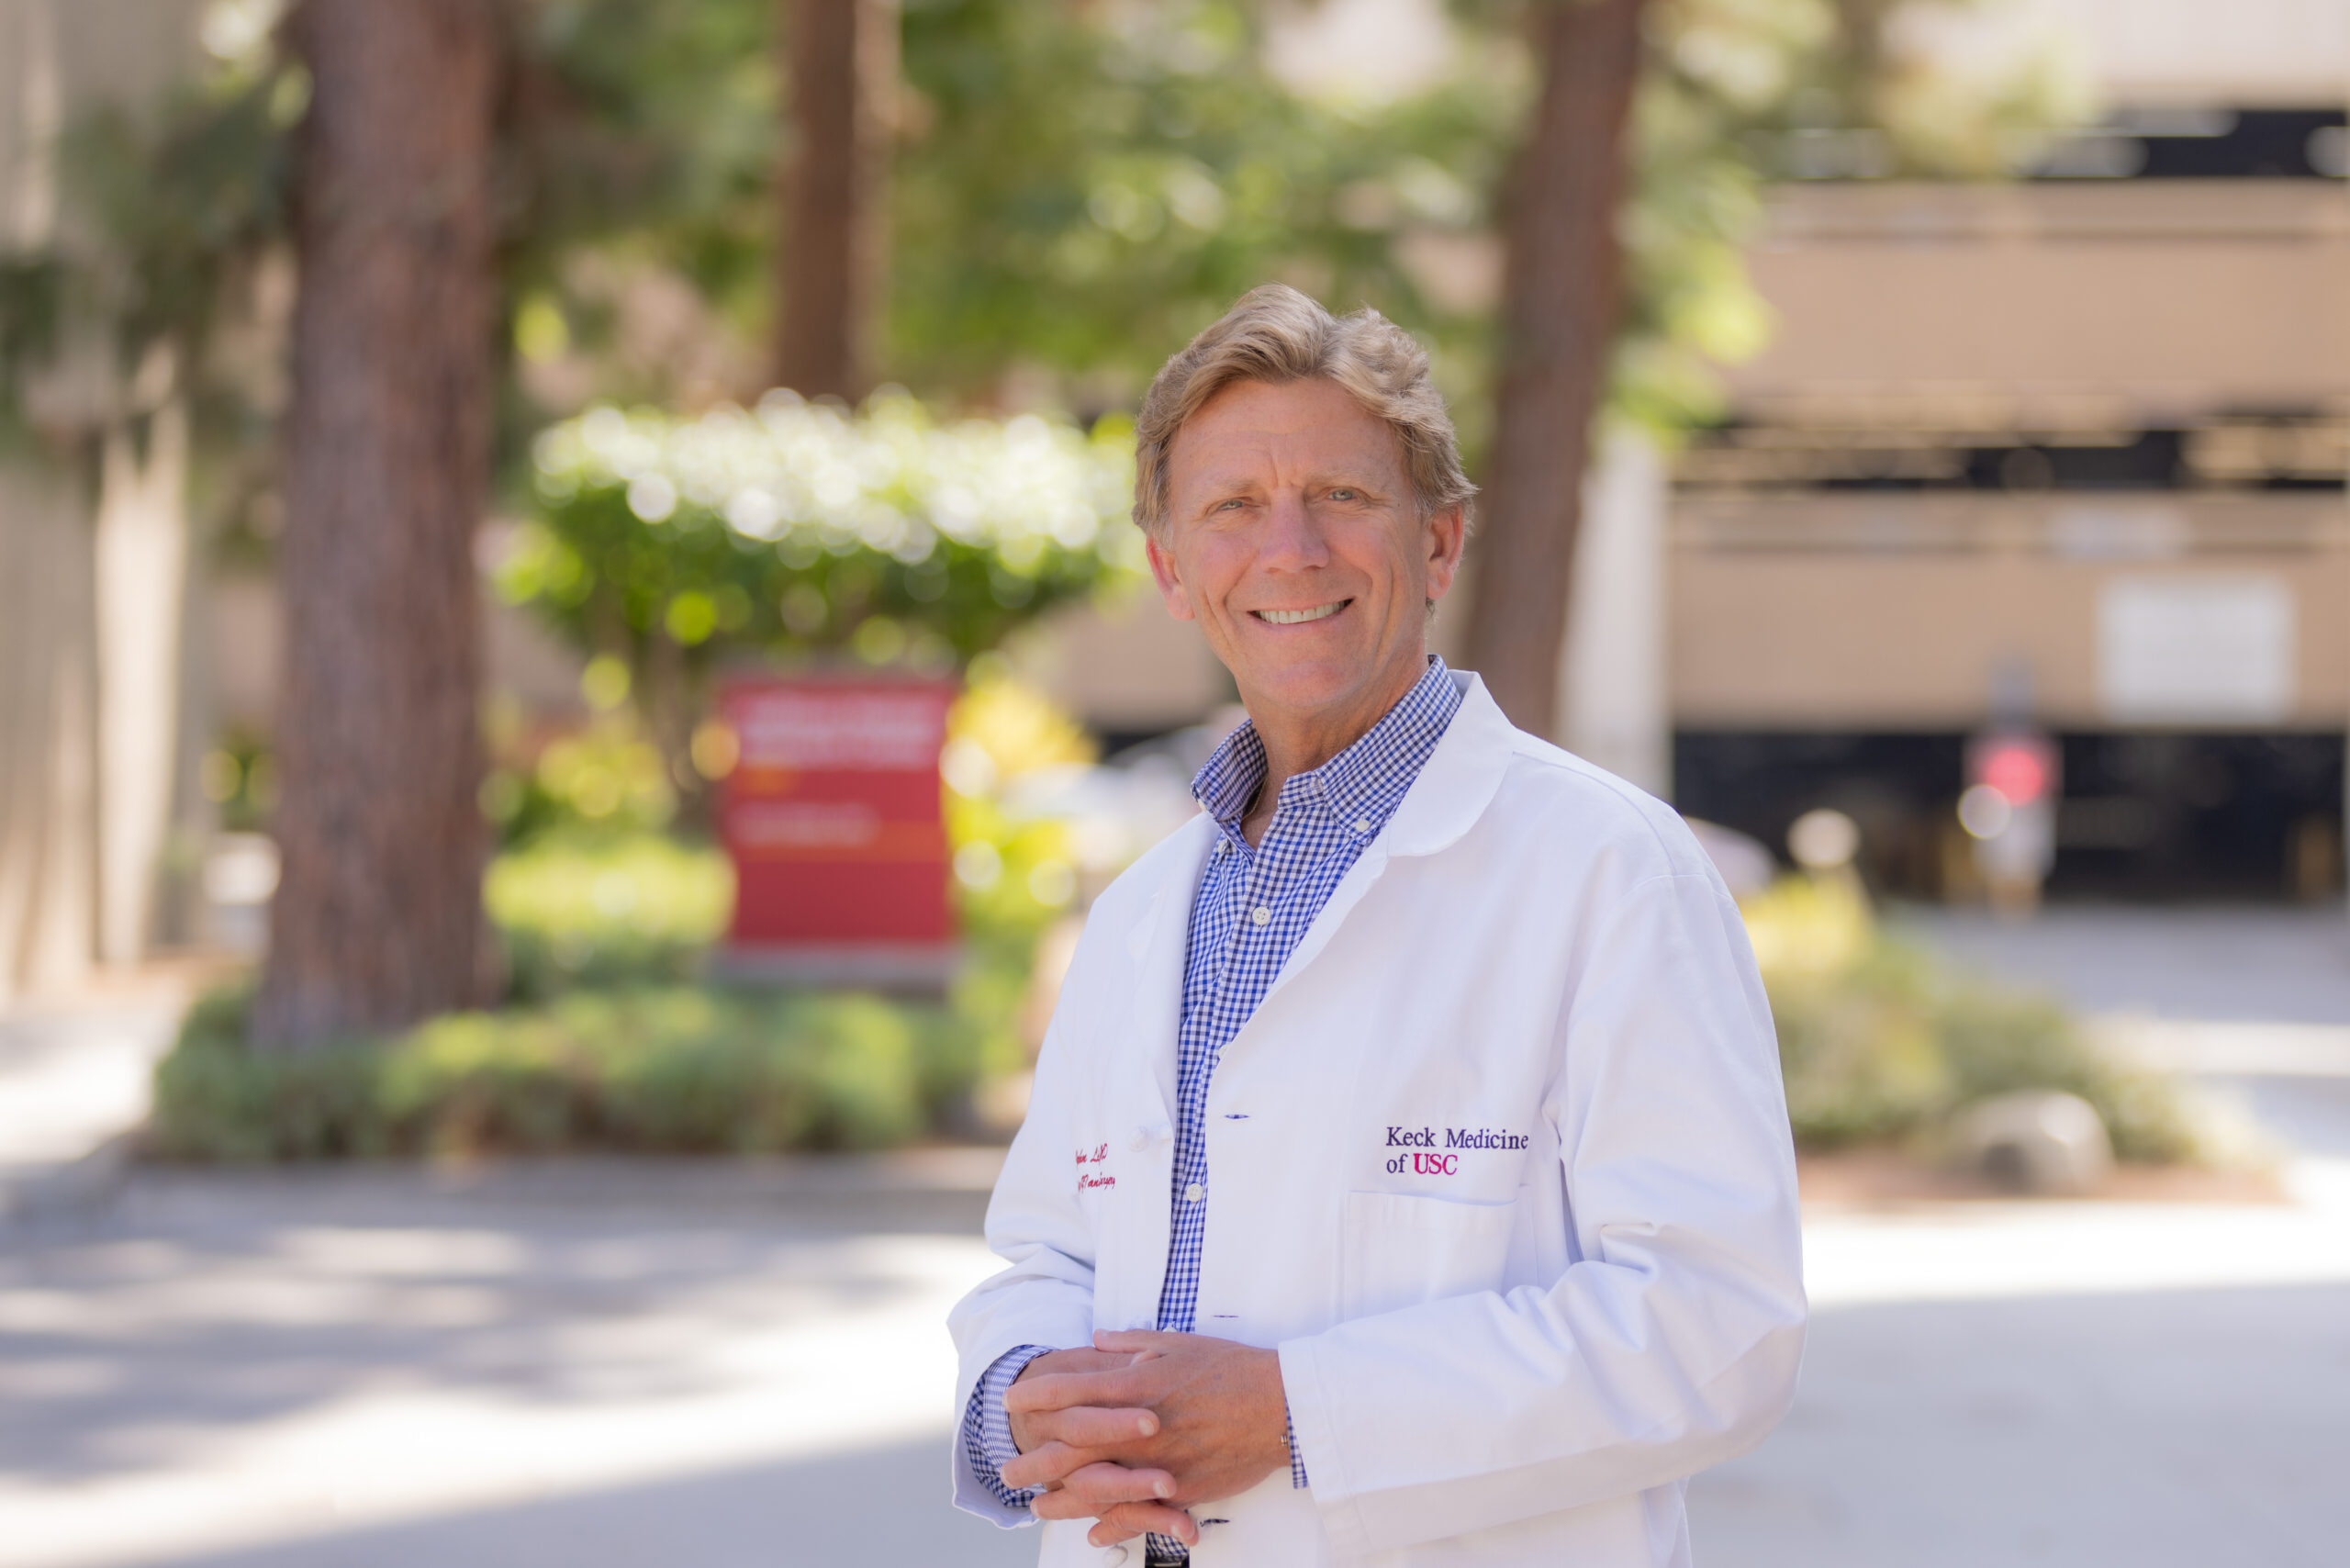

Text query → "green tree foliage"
[2,0,2074,629]
[890,0,1517,398]
[8,0,2068,500]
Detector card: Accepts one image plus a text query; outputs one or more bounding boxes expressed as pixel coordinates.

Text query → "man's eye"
[1328,488,1359,501]
[1217,498,1247,510]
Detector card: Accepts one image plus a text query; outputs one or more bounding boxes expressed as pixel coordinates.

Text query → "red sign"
[719,678,956,949]
[1967,729,2061,807]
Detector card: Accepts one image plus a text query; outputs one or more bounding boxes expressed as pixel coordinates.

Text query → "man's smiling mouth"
[1252,600,1349,625]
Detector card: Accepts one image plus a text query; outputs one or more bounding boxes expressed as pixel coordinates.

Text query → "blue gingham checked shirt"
[963,656,1463,1564]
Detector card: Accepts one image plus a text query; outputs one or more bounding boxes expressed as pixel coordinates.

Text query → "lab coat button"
[1184,1182,1204,1202]
[1101,1549,1129,1567]
[1127,1126,1149,1152]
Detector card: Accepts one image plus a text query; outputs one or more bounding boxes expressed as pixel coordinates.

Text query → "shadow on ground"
[0,1163,993,1484]
[153,1437,1036,1568]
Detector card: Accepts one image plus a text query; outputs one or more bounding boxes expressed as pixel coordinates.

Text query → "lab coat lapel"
[1121,815,1215,1126]
[1243,673,1517,1024]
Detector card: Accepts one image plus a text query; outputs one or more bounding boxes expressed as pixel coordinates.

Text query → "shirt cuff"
[963,1344,1055,1510]
[1287,1402,1309,1488]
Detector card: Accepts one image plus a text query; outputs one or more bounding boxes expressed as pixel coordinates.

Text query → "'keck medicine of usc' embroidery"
[1382,1125,1530,1175]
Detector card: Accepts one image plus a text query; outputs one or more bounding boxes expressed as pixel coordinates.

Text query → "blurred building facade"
[1672,0,2349,902]
[0,0,209,1001]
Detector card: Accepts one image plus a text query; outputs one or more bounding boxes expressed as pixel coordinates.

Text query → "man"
[948,285,1805,1567]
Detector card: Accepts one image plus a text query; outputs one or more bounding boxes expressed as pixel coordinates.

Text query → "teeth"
[1258,601,1346,625]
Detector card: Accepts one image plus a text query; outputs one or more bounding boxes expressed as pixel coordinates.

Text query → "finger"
[1027,1462,1177,1518]
[1093,1329,1182,1357]
[1035,1405,1160,1450]
[1004,1371,1153,1417]
[998,1439,1092,1492]
[1087,1502,1196,1548]
[1061,1462,1176,1506]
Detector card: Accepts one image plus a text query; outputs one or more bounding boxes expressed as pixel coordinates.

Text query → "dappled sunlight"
[1804,1162,2350,1308]
[0,1176,1005,1568]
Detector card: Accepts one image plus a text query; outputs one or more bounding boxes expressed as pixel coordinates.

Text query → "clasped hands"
[1002,1329,1290,1549]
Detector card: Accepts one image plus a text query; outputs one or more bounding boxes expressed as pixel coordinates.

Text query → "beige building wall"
[1681,174,2350,737]
[1728,182,2350,429]
[1672,499,2350,730]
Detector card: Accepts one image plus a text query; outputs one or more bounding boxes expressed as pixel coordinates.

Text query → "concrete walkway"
[4,913,2348,1566]
[0,980,188,1223]
[0,1159,1031,1568]
[1695,905,2350,1567]
[5,1149,2345,1568]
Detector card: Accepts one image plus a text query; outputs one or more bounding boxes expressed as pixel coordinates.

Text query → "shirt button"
[1353,817,1372,834]
[1184,1182,1204,1202]
[1251,905,1270,925]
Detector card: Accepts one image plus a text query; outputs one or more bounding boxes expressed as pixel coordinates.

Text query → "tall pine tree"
[255,0,500,1047]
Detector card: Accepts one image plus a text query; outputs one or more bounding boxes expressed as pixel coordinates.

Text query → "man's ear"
[1422,505,1467,603]
[1146,535,1196,622]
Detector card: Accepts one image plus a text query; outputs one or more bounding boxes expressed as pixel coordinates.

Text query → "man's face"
[1148,377,1464,734]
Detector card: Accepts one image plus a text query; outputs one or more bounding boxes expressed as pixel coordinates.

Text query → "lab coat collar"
[1111,669,1510,1110]
[1376,669,1514,859]
[1186,655,1460,845]
[1222,670,1512,1026]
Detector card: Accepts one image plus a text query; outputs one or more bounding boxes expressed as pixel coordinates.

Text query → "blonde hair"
[1131,284,1476,541]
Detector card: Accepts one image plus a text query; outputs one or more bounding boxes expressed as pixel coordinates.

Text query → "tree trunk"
[774,0,896,400]
[253,0,499,1050]
[1463,0,1645,736]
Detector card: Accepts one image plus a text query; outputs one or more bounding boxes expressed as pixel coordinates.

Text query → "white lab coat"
[948,672,1806,1567]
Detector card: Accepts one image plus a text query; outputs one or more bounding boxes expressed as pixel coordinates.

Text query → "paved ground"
[0,1161,1033,1568]
[1893,905,2350,1025]
[0,988,184,1220]
[4,912,2348,1567]
[1693,906,2350,1567]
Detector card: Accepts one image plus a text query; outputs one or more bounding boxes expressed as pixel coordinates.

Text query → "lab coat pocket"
[1340,1189,1517,1319]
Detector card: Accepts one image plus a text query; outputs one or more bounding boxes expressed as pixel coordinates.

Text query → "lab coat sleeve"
[945,997,1102,1524]
[1279,870,1807,1559]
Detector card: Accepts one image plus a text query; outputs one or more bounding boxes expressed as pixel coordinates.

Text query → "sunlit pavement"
[1687,906,2350,1568]
[0,1159,1036,1568]
[3,912,2349,1567]
[0,990,185,1221]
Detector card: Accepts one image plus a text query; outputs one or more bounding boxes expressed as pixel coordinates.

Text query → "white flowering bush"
[499,389,1145,667]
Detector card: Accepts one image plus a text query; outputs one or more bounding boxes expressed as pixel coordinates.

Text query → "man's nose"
[1258,490,1331,570]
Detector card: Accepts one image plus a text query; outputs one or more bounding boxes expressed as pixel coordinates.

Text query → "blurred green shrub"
[1745,876,2199,1162]
[484,831,732,999]
[479,711,682,849]
[151,983,976,1161]
[501,393,1143,675]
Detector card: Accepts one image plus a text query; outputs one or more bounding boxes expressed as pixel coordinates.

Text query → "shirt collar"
[1191,656,1461,838]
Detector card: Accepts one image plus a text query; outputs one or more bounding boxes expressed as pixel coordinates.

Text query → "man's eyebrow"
[1304,467,1394,498]
[1181,473,1261,513]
